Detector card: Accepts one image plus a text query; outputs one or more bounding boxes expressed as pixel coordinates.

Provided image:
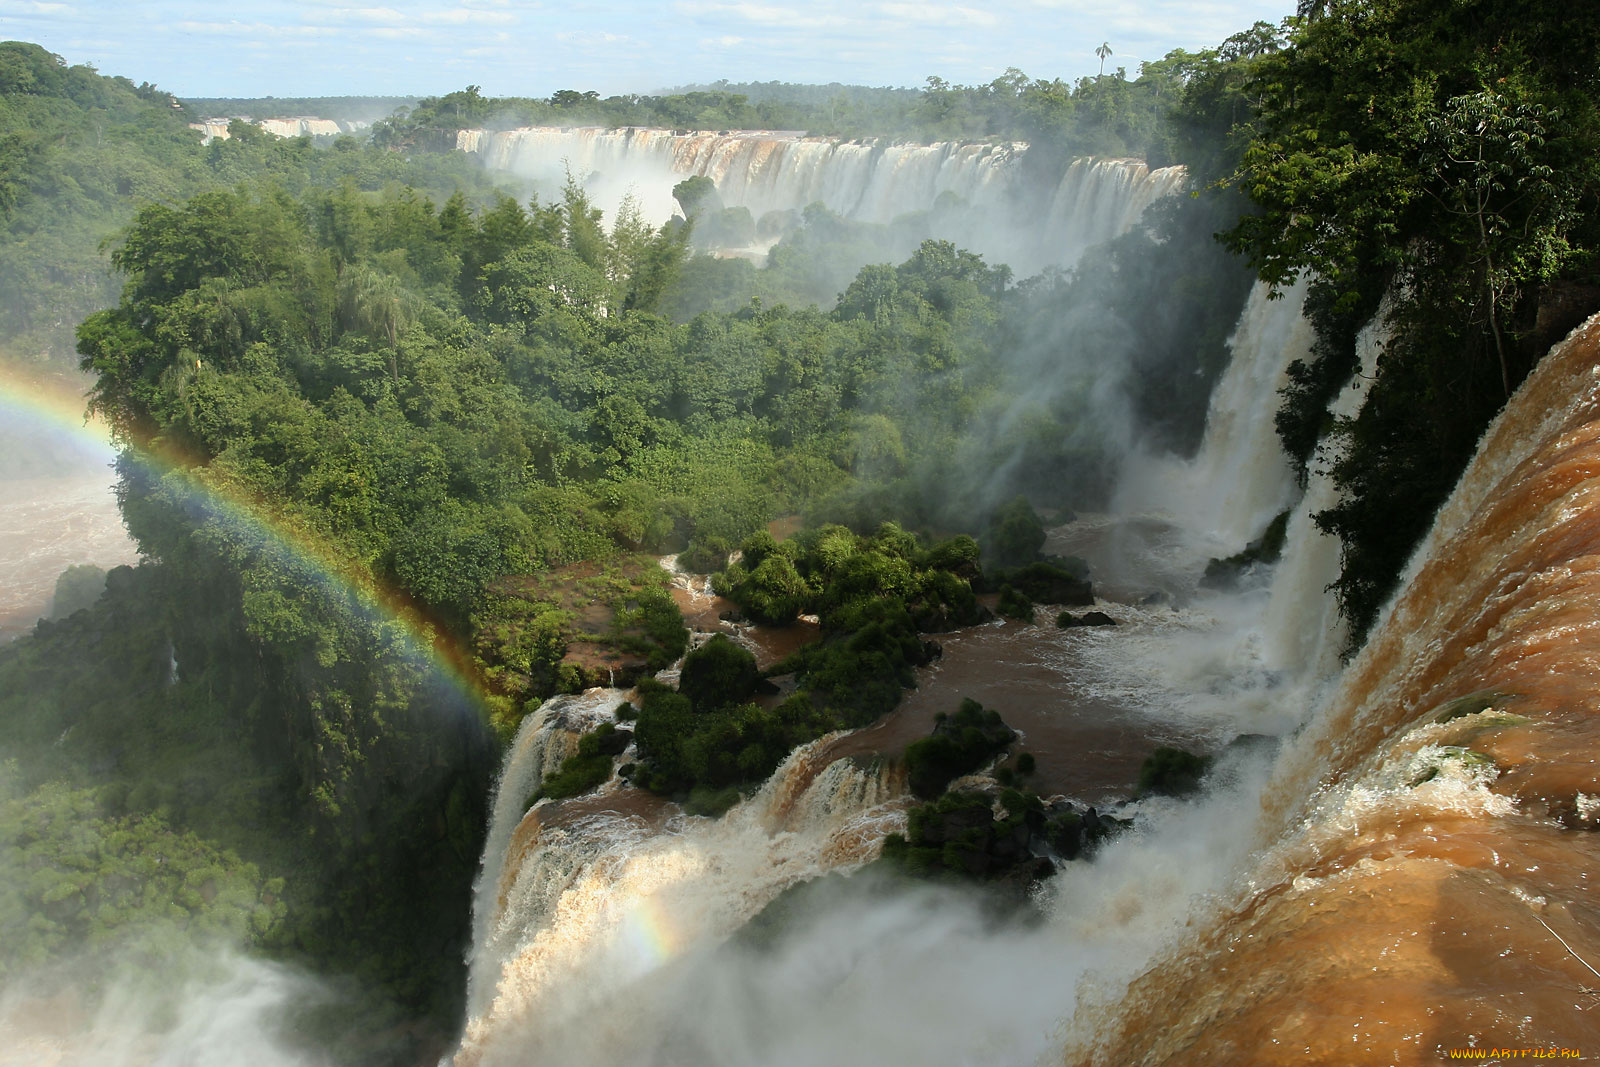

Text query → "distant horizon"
[0,1,1293,100]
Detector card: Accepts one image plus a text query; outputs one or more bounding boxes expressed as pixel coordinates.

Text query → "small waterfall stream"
[1111,278,1311,559]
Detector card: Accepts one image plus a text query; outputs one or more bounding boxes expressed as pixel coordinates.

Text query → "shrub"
[903,698,1016,799]
[532,722,630,802]
[996,584,1033,621]
[916,534,980,577]
[679,535,731,573]
[986,495,1045,568]
[678,634,761,711]
[1138,746,1211,797]
[738,553,810,624]
[988,561,1092,605]
[739,529,780,570]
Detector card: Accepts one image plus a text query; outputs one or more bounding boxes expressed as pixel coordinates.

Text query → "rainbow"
[616,892,683,974]
[0,363,489,713]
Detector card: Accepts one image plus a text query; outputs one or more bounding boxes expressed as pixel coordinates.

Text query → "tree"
[1096,42,1113,79]
[560,169,608,272]
[672,174,721,218]
[1419,87,1576,397]
[337,264,412,383]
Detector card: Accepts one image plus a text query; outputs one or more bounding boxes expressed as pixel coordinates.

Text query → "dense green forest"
[183,95,415,122]
[0,40,501,370]
[3,0,1598,1059]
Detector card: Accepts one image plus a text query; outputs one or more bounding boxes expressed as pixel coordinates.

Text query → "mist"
[0,395,136,642]
[0,950,330,1067]
[459,743,1285,1067]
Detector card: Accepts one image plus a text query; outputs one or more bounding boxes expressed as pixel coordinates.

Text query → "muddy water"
[827,614,1220,803]
[667,548,1265,802]
[1080,316,1600,1065]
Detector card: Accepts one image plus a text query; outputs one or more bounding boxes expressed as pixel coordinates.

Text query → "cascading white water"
[458,127,1185,276]
[1078,313,1600,1065]
[1257,306,1389,677]
[1112,278,1312,556]
[188,117,370,144]
[466,687,628,1012]
[457,722,907,1066]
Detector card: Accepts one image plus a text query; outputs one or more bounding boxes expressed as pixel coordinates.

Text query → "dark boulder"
[594,727,633,756]
[984,561,1094,606]
[1056,610,1117,628]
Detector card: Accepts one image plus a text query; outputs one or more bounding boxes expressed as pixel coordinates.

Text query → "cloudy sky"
[1,0,1292,99]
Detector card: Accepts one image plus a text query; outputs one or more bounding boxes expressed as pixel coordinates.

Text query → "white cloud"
[674,1,849,29]
[555,29,627,43]
[421,8,518,23]
[175,20,339,38]
[0,0,72,12]
[877,3,1001,29]
[342,6,409,21]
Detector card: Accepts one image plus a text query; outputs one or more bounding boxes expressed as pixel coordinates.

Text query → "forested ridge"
[0,40,501,372]
[370,59,1210,165]
[2,2,1597,1059]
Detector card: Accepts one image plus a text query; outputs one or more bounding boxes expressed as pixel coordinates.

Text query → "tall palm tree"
[1095,41,1113,78]
[337,264,411,386]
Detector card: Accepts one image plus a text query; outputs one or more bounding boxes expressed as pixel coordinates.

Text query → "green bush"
[1138,746,1211,797]
[47,563,107,619]
[532,722,629,802]
[996,584,1033,621]
[739,529,780,570]
[680,535,731,573]
[986,495,1046,568]
[986,561,1092,605]
[678,634,760,712]
[904,698,1016,799]
[916,534,980,577]
[737,554,811,624]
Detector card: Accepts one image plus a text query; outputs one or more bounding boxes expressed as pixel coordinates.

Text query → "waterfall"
[466,687,628,1012]
[1257,305,1389,677]
[1079,313,1600,1063]
[458,126,1184,276]
[1113,278,1311,555]
[188,117,369,144]
[456,729,906,1066]
[457,154,1446,1062]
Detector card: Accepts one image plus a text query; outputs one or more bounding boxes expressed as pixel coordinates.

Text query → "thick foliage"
[904,698,1017,799]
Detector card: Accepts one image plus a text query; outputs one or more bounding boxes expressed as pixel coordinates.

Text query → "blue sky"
[1,0,1293,100]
